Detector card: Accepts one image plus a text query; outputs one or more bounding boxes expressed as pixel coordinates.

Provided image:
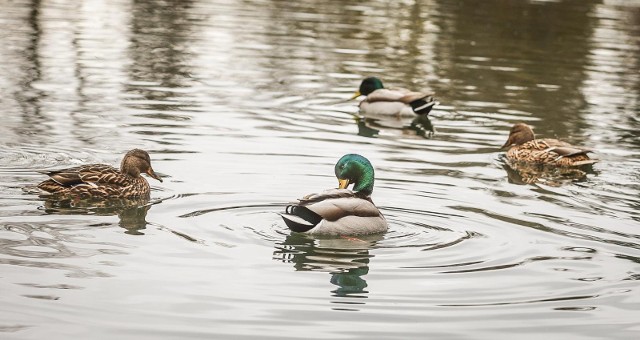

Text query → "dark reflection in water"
[355,114,435,139]
[436,0,597,136]
[10,0,47,143]
[501,161,595,187]
[129,0,196,87]
[408,114,435,138]
[274,233,383,298]
[41,197,151,235]
[355,116,380,138]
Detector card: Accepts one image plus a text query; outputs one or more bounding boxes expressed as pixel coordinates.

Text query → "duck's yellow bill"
[338,178,350,189]
[350,91,361,100]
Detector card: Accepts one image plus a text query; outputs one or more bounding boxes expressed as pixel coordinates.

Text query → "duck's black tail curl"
[410,95,437,115]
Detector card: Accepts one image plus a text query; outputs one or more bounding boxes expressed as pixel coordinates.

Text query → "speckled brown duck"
[501,123,598,167]
[38,149,162,198]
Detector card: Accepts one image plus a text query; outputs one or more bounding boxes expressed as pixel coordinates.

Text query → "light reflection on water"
[0,0,639,338]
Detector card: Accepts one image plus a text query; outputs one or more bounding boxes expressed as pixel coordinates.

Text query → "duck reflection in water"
[273,233,383,298]
[501,161,594,187]
[408,114,435,138]
[355,114,434,139]
[41,197,152,235]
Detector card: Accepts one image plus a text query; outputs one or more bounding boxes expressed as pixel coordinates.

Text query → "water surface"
[1,0,639,339]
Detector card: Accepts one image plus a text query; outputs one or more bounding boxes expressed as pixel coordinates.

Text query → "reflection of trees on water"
[0,0,48,143]
[7,0,637,142]
[273,233,383,298]
[579,3,640,151]
[42,197,151,235]
[127,0,198,112]
[434,0,598,136]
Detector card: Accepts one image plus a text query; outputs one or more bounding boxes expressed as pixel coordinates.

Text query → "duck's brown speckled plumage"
[37,149,162,198]
[502,123,598,167]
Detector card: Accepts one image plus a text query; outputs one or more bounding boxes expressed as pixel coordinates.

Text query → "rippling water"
[1,0,639,338]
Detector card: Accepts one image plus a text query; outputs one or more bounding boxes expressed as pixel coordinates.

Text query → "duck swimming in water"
[37,149,163,198]
[281,154,388,236]
[352,77,436,117]
[502,123,598,167]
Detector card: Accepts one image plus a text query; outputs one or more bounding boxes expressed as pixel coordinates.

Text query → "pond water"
[1,0,639,338]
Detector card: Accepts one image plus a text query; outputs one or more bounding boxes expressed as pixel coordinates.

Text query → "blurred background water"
[0,0,639,338]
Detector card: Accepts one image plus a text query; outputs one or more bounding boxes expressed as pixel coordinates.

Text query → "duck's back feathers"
[282,188,387,236]
[507,138,597,167]
[545,145,595,158]
[360,88,436,116]
[38,164,149,198]
[42,164,126,186]
[365,88,410,102]
[360,100,415,116]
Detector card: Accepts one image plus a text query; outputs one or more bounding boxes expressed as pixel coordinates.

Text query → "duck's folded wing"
[546,146,594,157]
[306,196,381,221]
[298,189,380,221]
[44,164,123,186]
[399,91,434,103]
[365,89,407,102]
[537,138,573,148]
[298,188,355,203]
[79,165,130,186]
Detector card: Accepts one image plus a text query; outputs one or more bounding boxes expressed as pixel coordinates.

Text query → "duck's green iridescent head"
[335,154,375,196]
[351,77,385,99]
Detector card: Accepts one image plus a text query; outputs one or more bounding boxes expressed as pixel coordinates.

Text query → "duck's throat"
[353,171,374,196]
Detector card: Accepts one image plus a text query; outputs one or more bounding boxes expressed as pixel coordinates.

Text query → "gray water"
[1,0,639,339]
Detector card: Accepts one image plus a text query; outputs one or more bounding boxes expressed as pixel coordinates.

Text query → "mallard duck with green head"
[352,77,436,117]
[37,149,163,198]
[281,154,388,236]
[502,123,598,167]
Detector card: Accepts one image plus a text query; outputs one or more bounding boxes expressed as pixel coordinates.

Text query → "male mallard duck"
[502,123,598,167]
[352,77,436,116]
[37,149,163,198]
[281,154,388,236]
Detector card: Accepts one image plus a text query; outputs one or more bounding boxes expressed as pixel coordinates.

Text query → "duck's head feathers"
[335,154,375,197]
[352,77,385,99]
[502,123,535,148]
[121,149,162,182]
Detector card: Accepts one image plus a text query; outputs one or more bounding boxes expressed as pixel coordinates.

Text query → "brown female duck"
[38,149,162,198]
[502,123,598,167]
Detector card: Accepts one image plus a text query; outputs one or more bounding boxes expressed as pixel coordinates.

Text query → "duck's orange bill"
[350,91,361,100]
[338,178,349,189]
